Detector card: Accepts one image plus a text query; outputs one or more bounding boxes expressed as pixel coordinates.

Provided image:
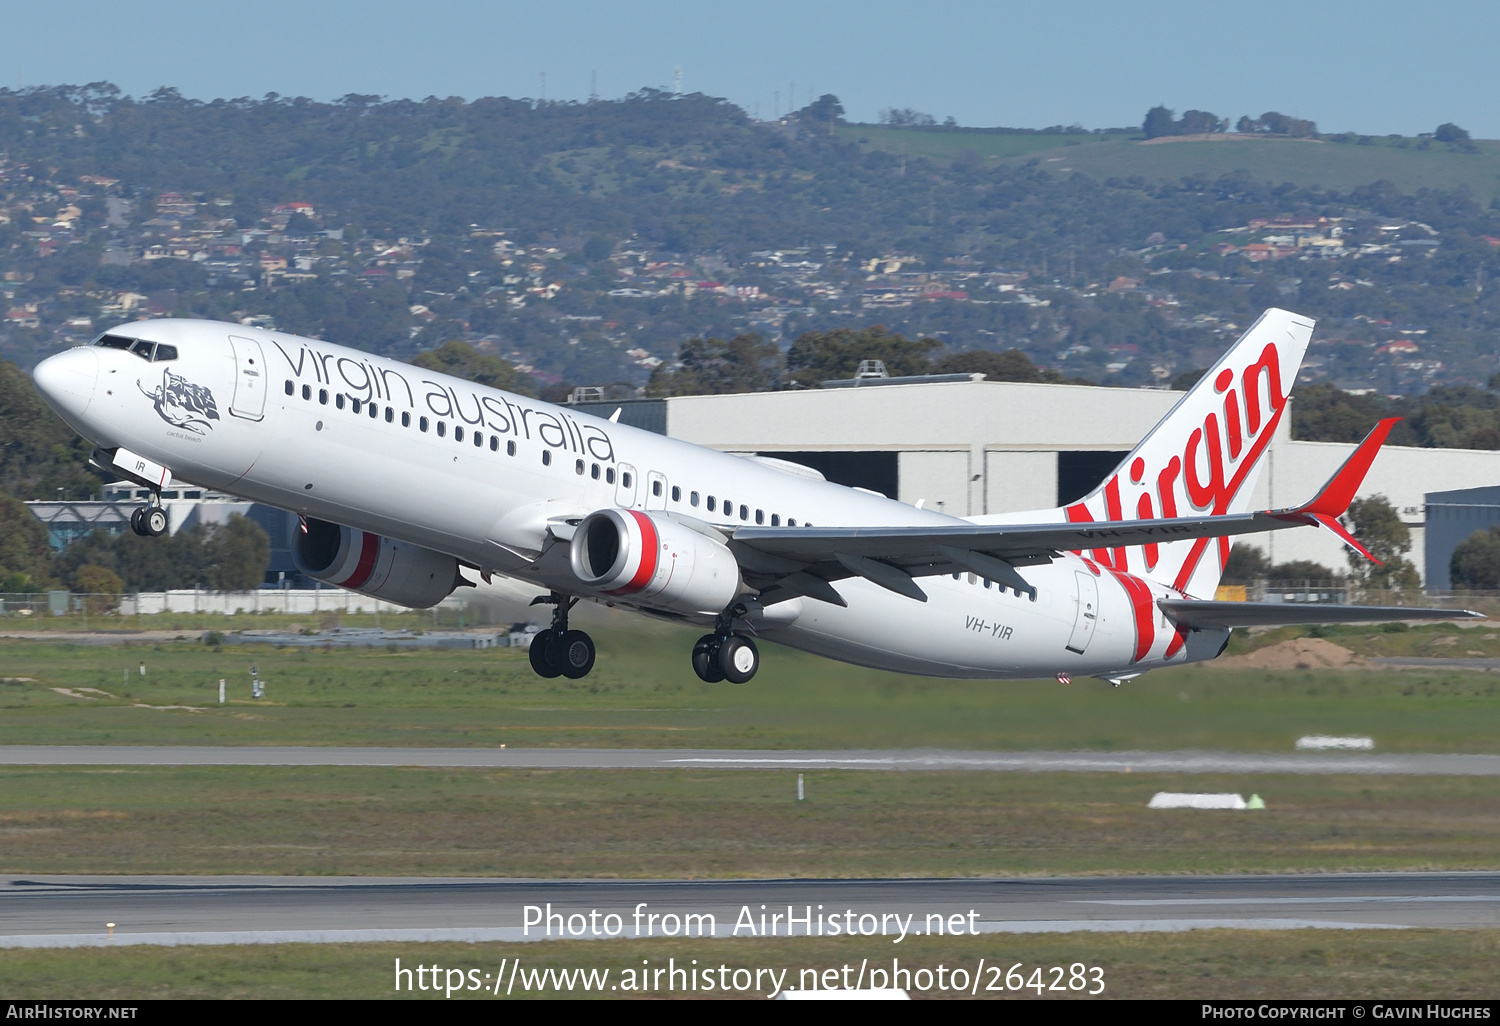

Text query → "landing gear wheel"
[716,635,759,684]
[130,507,147,536]
[555,629,596,679]
[143,506,169,537]
[529,630,562,678]
[691,634,724,683]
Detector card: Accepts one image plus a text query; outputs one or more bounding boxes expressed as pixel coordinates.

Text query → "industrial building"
[1423,486,1500,590]
[577,375,1500,585]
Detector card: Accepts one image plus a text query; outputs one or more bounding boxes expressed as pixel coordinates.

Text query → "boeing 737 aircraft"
[30,308,1476,685]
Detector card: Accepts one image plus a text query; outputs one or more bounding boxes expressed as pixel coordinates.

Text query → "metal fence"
[0,588,473,618]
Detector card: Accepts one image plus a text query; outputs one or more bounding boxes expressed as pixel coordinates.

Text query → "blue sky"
[5,0,1498,136]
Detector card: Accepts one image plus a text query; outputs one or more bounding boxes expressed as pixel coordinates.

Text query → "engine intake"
[570,509,740,615]
[293,517,460,609]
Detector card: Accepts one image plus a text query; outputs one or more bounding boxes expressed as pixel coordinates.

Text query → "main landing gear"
[691,606,760,684]
[527,592,596,680]
[129,501,168,538]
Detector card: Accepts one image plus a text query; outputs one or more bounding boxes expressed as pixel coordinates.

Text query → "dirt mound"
[1214,637,1371,670]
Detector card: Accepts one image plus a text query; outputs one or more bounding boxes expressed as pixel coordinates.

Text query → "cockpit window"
[152,344,178,362]
[130,340,156,361]
[94,334,134,351]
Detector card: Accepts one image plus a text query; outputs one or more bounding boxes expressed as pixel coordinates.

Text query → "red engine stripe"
[340,531,381,590]
[615,511,659,594]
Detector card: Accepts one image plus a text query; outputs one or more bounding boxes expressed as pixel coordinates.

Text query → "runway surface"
[3,873,1496,948]
[2,745,1499,775]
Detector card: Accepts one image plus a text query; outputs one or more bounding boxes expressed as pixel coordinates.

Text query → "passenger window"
[370,403,379,419]
[436,422,446,437]
[336,394,345,410]
[739,505,748,521]
[453,426,463,442]
[771,514,780,526]
[671,485,681,502]
[983,579,992,589]
[591,463,600,479]
[622,471,632,488]
[576,459,585,475]
[474,431,483,447]
[605,467,614,483]
[707,496,716,512]
[755,509,764,524]
[302,384,312,400]
[152,344,178,362]
[690,491,699,507]
[351,399,361,414]
[385,407,394,423]
[420,416,429,432]
[788,518,796,527]
[284,380,294,395]
[401,412,411,427]
[652,480,662,497]
[542,450,552,466]
[508,440,517,456]
[130,340,154,361]
[490,436,500,452]
[952,573,961,580]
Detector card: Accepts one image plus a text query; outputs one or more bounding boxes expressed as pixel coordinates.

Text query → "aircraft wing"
[729,418,1401,606]
[1158,600,1483,629]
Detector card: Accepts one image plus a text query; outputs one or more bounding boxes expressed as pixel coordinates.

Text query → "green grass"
[841,124,1500,200]
[5,931,1498,999]
[2,614,1499,751]
[836,124,1115,160]
[2,766,1497,877]
[1233,620,1500,661]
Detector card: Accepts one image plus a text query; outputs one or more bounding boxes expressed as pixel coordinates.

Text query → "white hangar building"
[577,376,1500,587]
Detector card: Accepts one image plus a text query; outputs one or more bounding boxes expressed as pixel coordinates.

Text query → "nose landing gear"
[129,502,169,537]
[527,593,596,679]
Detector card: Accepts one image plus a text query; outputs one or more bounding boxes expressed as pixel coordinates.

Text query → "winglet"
[1297,417,1400,517]
[1271,417,1399,564]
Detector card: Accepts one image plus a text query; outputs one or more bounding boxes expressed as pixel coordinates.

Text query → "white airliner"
[31,308,1475,685]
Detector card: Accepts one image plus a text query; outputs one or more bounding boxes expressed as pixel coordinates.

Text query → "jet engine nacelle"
[570,508,740,615]
[293,517,460,609]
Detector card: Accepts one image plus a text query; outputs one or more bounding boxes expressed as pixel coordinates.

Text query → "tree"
[1342,495,1421,592]
[932,348,1060,383]
[1449,526,1500,589]
[0,490,54,591]
[1143,105,1176,139]
[786,327,940,388]
[1171,368,1208,391]
[73,563,124,612]
[202,515,271,591]
[795,94,844,128]
[1434,122,1471,144]
[1177,110,1226,135]
[1268,559,1339,583]
[411,341,535,395]
[645,333,784,397]
[1221,543,1269,584]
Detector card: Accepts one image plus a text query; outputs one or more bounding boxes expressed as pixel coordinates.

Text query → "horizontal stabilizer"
[1159,599,1483,630]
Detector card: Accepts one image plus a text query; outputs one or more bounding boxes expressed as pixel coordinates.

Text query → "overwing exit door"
[1066,570,1098,654]
[227,335,266,421]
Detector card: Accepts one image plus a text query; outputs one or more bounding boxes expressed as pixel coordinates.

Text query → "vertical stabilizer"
[1062,308,1314,596]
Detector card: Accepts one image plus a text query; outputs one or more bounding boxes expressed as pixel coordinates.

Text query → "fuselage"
[33,319,1214,681]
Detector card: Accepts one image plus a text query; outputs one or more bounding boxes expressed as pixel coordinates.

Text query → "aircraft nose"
[32,347,99,412]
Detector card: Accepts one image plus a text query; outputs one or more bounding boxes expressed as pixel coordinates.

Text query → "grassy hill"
[842,125,1500,200]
